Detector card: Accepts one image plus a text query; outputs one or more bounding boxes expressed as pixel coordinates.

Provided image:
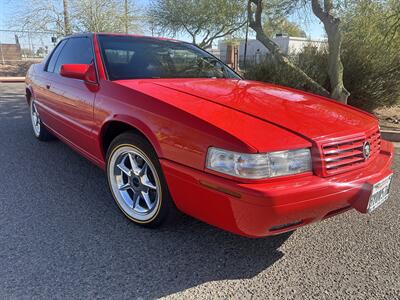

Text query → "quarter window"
[46,39,67,73]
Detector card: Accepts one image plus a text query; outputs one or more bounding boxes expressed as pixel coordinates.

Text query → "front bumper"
[160,140,394,238]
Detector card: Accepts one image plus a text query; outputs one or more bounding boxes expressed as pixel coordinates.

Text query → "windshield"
[98,35,241,80]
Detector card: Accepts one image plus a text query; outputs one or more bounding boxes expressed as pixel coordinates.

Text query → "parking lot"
[0,82,399,299]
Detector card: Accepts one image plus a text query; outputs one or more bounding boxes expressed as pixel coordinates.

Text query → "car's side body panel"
[26,34,102,166]
[92,80,261,169]
[44,73,97,153]
[27,64,56,125]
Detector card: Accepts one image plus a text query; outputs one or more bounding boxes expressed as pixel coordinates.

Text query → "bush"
[245,46,330,96]
[245,1,400,111]
[341,0,400,110]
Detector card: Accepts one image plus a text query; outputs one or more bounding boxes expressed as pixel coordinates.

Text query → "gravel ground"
[0,83,399,299]
[374,106,400,131]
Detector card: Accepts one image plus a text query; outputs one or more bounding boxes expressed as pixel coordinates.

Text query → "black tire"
[29,99,54,141]
[106,131,174,228]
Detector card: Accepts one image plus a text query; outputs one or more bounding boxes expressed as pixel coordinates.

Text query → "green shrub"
[341,0,400,110]
[245,46,330,97]
[245,1,400,111]
[245,56,307,90]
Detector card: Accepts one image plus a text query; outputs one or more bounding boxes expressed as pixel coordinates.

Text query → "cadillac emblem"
[363,141,371,160]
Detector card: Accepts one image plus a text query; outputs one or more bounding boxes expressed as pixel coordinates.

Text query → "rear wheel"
[106,132,174,227]
[30,99,54,141]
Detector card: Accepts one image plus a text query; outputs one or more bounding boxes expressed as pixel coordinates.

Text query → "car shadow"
[0,85,292,298]
[0,92,28,120]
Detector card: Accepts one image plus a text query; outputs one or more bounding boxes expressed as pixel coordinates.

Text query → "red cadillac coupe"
[25,33,394,237]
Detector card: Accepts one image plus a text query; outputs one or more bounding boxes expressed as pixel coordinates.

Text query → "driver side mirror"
[60,63,97,84]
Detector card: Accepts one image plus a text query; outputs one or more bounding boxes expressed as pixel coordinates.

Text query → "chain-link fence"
[0,30,58,77]
[0,30,268,77]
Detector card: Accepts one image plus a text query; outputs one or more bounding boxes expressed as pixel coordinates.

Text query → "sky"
[0,0,325,46]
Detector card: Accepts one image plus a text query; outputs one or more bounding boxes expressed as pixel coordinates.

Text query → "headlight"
[206,147,312,179]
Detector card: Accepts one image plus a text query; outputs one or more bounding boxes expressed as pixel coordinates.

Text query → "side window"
[54,37,94,74]
[46,40,67,72]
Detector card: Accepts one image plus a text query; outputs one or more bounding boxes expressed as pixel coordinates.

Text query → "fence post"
[0,43,5,64]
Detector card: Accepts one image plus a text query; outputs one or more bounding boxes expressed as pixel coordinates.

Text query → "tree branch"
[201,20,246,49]
[182,23,197,44]
[311,0,349,103]
[311,0,327,21]
[247,0,330,97]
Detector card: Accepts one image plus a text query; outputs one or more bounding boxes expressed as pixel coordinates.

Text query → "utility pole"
[243,19,249,71]
[63,0,71,35]
[124,0,129,34]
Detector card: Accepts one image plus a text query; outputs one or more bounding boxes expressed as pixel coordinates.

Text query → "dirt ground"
[0,61,36,77]
[374,106,400,131]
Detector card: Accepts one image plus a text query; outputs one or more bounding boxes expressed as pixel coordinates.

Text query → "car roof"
[63,32,183,44]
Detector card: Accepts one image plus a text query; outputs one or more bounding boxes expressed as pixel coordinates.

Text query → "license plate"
[368,174,393,213]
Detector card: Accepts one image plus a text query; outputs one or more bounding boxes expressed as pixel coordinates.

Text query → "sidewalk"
[0,77,25,83]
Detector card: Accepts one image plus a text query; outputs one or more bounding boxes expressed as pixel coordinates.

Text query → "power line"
[0,29,55,34]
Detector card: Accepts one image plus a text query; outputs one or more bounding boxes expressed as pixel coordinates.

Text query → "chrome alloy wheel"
[30,100,41,137]
[108,146,162,222]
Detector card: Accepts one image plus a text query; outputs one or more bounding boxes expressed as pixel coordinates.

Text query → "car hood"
[150,78,377,141]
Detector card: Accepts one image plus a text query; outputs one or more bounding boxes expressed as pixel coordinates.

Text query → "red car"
[25,33,394,238]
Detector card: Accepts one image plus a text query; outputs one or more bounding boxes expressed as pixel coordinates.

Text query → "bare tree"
[247,0,330,97]
[11,0,140,36]
[72,0,140,33]
[11,0,67,36]
[311,0,349,103]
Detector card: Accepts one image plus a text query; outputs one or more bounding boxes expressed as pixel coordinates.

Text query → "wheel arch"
[100,117,162,161]
[25,86,33,104]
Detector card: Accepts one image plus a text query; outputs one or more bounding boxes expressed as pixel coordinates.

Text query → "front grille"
[321,129,381,176]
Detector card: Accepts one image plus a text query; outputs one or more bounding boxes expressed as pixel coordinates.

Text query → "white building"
[217,35,327,65]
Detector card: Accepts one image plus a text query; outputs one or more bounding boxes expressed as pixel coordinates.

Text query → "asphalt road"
[0,82,399,299]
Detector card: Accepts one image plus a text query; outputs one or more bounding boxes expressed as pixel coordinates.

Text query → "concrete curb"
[0,77,25,83]
[381,130,400,142]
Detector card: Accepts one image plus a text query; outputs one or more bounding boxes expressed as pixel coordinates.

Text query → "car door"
[33,39,67,127]
[45,36,98,154]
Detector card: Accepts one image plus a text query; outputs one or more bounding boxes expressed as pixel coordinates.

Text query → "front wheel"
[106,132,174,227]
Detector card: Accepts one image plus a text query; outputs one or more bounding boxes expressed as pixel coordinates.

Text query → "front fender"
[100,114,163,158]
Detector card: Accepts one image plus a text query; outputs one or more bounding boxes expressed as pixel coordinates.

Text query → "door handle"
[46,84,51,90]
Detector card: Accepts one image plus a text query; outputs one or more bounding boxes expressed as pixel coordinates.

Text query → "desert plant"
[246,1,400,111]
[245,45,329,94]
[341,0,400,110]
